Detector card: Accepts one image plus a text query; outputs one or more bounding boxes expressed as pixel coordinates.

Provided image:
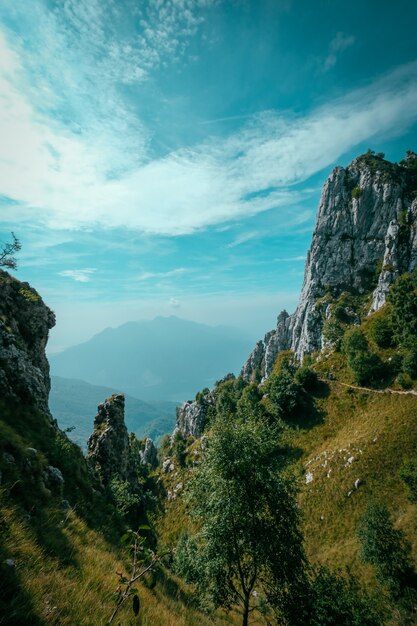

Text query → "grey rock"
[242,153,417,379]
[140,437,157,468]
[176,389,214,438]
[26,447,38,457]
[44,465,64,486]
[60,499,71,510]
[305,471,314,484]
[162,458,175,473]
[0,270,55,416]
[4,559,15,568]
[87,394,129,485]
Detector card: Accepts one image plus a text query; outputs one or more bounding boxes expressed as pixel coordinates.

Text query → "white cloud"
[227,231,260,248]
[1,19,417,235]
[58,268,97,282]
[136,268,187,281]
[323,32,355,72]
[274,255,306,262]
[169,297,181,308]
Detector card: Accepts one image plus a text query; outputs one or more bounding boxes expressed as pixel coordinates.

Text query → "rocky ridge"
[242,151,417,381]
[0,270,55,416]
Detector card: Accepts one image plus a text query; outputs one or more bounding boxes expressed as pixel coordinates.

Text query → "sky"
[0,0,417,353]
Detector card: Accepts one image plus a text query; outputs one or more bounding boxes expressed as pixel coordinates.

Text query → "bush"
[268,370,301,419]
[171,431,187,468]
[295,367,319,392]
[351,186,362,199]
[402,340,417,378]
[358,503,415,598]
[400,457,417,503]
[396,373,413,389]
[310,567,381,626]
[388,271,417,343]
[368,312,394,348]
[342,328,387,386]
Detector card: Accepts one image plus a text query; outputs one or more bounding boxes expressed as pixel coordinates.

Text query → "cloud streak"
[323,32,355,72]
[1,14,417,236]
[58,268,97,282]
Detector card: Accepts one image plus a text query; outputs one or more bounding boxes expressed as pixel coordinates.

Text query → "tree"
[310,567,380,626]
[0,232,21,269]
[177,413,309,625]
[358,503,415,598]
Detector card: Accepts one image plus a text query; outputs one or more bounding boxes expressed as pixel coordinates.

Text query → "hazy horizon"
[1,0,417,353]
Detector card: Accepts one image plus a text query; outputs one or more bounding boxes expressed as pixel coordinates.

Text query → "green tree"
[358,503,415,598]
[268,370,301,419]
[388,270,417,343]
[310,567,380,626]
[0,232,21,270]
[178,414,309,626]
[342,328,385,386]
[400,456,417,503]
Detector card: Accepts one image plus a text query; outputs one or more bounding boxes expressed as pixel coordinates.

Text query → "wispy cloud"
[58,268,97,282]
[227,231,260,248]
[323,32,355,72]
[136,268,188,281]
[169,297,181,308]
[274,255,306,262]
[1,14,417,236]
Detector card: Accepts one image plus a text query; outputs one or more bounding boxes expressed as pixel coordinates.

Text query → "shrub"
[400,457,417,503]
[401,340,417,378]
[396,373,413,390]
[358,503,415,598]
[310,567,381,626]
[368,311,394,348]
[351,186,362,199]
[171,431,187,468]
[342,328,387,386]
[268,370,301,419]
[295,367,319,392]
[388,271,417,343]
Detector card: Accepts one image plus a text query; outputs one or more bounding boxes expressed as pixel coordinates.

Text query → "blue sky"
[1,0,417,352]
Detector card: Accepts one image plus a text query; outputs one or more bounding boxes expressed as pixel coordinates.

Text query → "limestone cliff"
[174,374,235,438]
[242,151,417,380]
[87,393,155,487]
[0,270,55,416]
[87,394,131,485]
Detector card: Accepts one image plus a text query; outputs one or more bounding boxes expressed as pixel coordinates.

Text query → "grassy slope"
[0,397,234,625]
[294,386,417,575]
[0,495,238,625]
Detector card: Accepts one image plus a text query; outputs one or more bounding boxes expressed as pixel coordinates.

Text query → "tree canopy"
[0,232,21,270]
[176,411,309,626]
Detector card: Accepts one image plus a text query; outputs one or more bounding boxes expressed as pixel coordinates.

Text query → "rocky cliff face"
[174,374,235,438]
[0,270,55,416]
[87,393,156,485]
[87,394,131,485]
[242,151,417,381]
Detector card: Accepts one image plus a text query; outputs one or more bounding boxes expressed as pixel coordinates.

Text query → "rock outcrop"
[140,437,158,468]
[0,270,55,416]
[242,151,417,380]
[175,394,213,439]
[87,394,131,485]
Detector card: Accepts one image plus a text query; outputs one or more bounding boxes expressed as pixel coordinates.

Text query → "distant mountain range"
[49,376,178,449]
[49,316,253,401]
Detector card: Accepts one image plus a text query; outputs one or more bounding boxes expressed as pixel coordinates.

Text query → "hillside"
[2,150,417,625]
[49,376,177,449]
[50,316,253,402]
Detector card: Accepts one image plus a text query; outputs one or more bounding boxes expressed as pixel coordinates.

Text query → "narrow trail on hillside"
[330,380,417,396]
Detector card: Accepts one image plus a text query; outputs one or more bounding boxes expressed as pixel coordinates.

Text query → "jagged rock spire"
[242,151,417,381]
